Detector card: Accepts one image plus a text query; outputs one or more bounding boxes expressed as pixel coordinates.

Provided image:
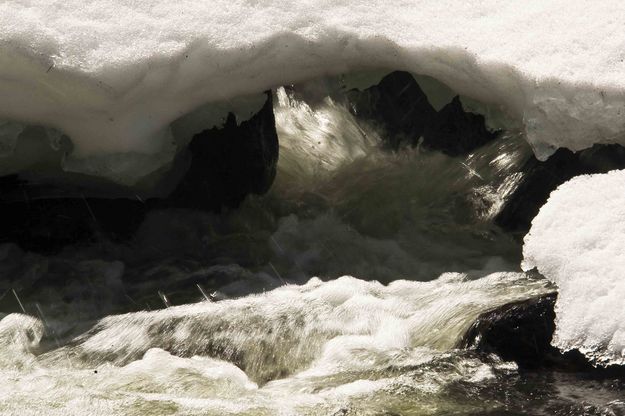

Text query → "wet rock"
[0,175,147,252]
[348,71,497,155]
[347,71,437,150]
[422,96,498,156]
[0,93,280,252]
[496,144,625,234]
[462,293,625,376]
[169,91,279,211]
[463,294,562,369]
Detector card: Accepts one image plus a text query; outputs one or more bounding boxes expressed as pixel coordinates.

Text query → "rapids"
[1,78,624,415]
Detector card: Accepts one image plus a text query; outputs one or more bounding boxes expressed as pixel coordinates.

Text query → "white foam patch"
[119,348,258,391]
[0,314,44,369]
[1,1,625,182]
[523,169,625,366]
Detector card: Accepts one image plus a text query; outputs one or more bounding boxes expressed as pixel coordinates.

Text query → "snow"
[1,0,625,182]
[523,169,625,366]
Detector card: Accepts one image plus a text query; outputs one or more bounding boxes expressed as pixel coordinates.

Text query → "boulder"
[496,144,625,234]
[348,71,497,155]
[169,91,279,210]
[422,96,498,156]
[347,71,437,150]
[0,93,279,252]
[462,293,625,376]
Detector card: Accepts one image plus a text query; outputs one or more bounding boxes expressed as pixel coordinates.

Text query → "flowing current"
[1,81,623,415]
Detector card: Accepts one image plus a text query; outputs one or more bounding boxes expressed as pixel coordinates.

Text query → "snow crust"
[523,169,625,366]
[2,1,625,182]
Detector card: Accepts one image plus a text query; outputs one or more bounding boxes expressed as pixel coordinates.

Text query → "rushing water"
[1,81,624,415]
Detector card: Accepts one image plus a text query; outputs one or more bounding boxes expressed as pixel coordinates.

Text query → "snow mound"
[523,169,625,366]
[1,1,625,182]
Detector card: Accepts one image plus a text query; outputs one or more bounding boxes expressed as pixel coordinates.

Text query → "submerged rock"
[496,144,625,234]
[348,71,497,155]
[462,293,625,376]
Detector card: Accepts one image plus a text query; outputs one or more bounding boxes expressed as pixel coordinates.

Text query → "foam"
[1,1,625,182]
[0,314,44,369]
[42,273,550,377]
[523,169,625,365]
[0,273,551,415]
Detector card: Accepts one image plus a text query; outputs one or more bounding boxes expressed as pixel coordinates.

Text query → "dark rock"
[496,144,625,234]
[462,294,563,369]
[168,91,279,211]
[347,71,497,155]
[347,71,437,150]
[0,92,280,252]
[0,175,147,252]
[462,293,625,376]
[422,96,499,156]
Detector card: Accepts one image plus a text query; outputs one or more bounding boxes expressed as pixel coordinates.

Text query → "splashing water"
[1,79,623,415]
[1,273,555,415]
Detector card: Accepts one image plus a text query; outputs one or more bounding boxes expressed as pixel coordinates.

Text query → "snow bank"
[523,169,625,365]
[1,1,625,182]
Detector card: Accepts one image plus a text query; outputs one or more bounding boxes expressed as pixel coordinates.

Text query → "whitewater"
[0,80,622,414]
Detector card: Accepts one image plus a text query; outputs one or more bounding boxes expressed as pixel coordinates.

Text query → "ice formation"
[523,169,625,366]
[1,1,625,182]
